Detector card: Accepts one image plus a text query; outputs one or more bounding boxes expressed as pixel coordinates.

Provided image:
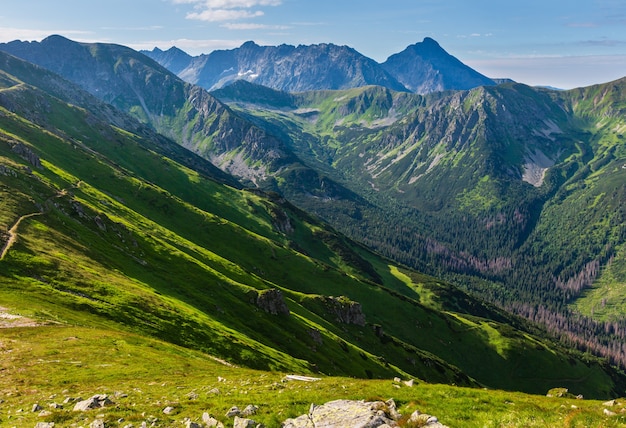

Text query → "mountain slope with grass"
[210,78,626,369]
[3,36,626,385]
[1,50,625,400]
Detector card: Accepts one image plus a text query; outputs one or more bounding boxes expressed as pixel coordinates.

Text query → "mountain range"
[1,34,626,404]
[141,37,495,94]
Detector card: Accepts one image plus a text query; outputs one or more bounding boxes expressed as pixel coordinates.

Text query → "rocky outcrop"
[10,142,43,169]
[319,296,366,326]
[254,289,290,315]
[283,399,447,428]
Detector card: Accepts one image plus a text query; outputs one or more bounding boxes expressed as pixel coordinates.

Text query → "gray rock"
[255,289,290,315]
[202,412,224,427]
[73,394,114,411]
[320,296,366,326]
[233,416,257,428]
[226,406,241,417]
[242,404,259,416]
[34,423,55,428]
[282,399,398,427]
[408,410,449,427]
[185,421,203,428]
[90,419,106,428]
[162,406,175,414]
[32,403,43,412]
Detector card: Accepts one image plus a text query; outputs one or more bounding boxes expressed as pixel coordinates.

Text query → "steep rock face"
[144,46,193,75]
[382,37,495,94]
[144,41,409,92]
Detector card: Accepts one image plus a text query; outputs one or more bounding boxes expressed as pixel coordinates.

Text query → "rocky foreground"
[30,391,447,428]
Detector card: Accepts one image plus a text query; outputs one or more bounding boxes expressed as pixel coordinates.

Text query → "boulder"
[73,394,114,411]
[282,399,398,427]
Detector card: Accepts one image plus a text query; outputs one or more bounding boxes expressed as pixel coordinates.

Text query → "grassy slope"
[0,324,625,427]
[0,60,625,401]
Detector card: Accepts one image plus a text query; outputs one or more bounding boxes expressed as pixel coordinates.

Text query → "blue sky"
[1,0,625,89]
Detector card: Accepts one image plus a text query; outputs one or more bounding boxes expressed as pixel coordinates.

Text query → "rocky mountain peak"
[382,37,495,93]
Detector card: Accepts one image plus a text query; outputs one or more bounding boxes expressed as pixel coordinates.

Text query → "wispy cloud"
[172,0,282,22]
[566,22,598,28]
[0,27,92,43]
[220,22,290,30]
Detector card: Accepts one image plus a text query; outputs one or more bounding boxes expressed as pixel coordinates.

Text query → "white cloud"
[174,0,281,6]
[220,22,290,30]
[172,0,282,22]
[187,9,264,21]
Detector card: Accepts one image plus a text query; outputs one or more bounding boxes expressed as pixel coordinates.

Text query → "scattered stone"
[38,410,52,417]
[208,388,221,395]
[546,388,577,399]
[226,406,241,417]
[233,416,258,428]
[73,394,114,411]
[90,419,106,428]
[403,379,415,387]
[408,410,448,427]
[187,391,199,400]
[163,406,175,415]
[34,423,55,428]
[32,403,43,412]
[49,402,63,409]
[242,404,259,416]
[185,421,202,428]
[385,399,402,420]
[604,408,617,416]
[202,412,224,427]
[603,399,617,407]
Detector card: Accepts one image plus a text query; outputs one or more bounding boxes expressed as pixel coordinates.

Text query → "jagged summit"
[140,37,495,95]
[381,37,495,93]
[144,40,409,92]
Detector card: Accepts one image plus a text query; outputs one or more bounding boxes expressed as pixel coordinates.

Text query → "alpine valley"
[0,35,626,427]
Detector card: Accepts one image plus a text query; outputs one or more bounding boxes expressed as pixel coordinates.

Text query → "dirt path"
[0,212,42,260]
[0,188,69,261]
